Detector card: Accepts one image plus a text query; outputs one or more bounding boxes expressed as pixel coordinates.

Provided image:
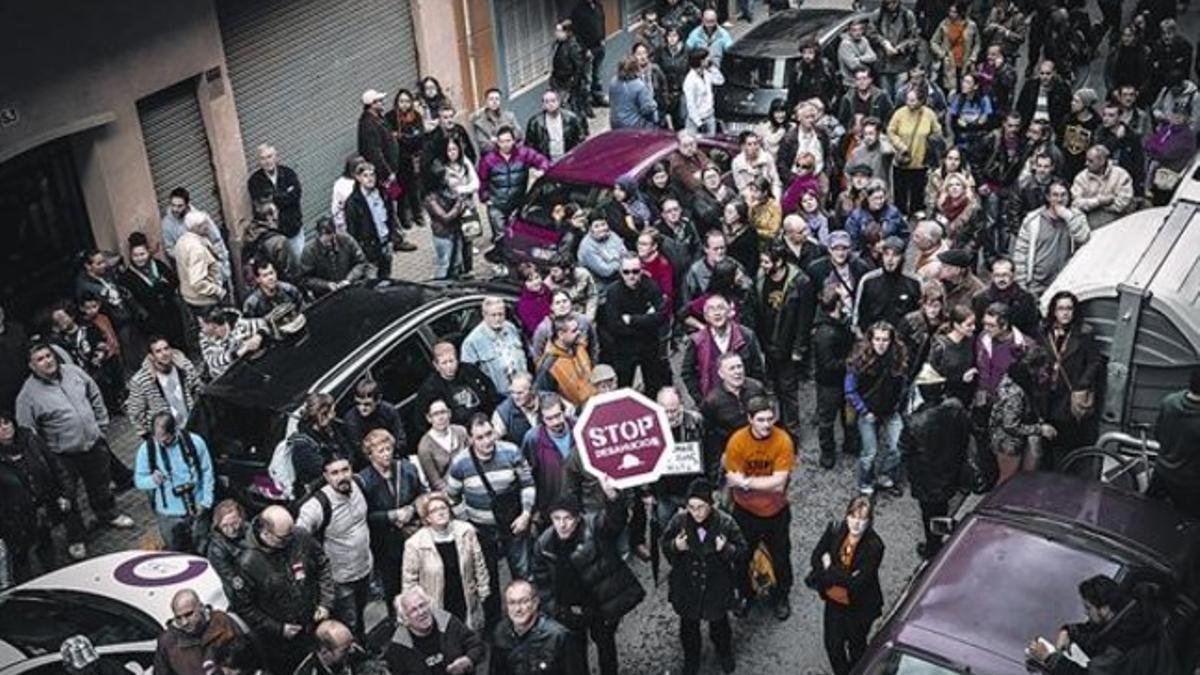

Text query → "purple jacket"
[1144,123,1198,171]
[516,286,553,339]
[477,146,550,213]
[975,328,1029,396]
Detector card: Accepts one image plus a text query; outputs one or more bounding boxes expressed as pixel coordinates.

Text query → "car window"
[0,591,160,657]
[361,335,430,411]
[23,651,153,675]
[521,179,605,227]
[873,651,965,674]
[427,303,484,350]
[822,31,843,64]
[723,53,776,89]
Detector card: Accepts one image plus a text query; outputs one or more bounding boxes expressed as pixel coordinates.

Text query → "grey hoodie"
[16,362,108,455]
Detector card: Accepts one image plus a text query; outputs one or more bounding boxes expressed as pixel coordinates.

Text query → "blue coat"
[608,77,658,130]
[134,433,214,517]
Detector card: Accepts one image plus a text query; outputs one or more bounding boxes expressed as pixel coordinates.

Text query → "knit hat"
[548,495,582,516]
[687,478,714,504]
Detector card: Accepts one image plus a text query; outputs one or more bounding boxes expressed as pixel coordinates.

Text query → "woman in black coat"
[808,495,885,675]
[121,232,186,349]
[1039,290,1102,464]
[660,479,747,675]
[356,428,425,611]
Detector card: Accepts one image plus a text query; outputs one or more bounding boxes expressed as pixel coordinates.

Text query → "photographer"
[134,411,214,554]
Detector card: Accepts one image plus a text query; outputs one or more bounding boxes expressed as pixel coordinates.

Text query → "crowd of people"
[2,0,1200,673]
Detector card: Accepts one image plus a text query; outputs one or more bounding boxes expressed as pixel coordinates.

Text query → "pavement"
[69,1,1200,672]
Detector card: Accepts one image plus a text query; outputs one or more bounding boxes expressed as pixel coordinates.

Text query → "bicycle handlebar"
[1095,431,1161,455]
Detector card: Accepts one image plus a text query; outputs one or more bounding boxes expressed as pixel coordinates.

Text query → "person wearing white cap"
[357,89,398,187]
[899,363,970,559]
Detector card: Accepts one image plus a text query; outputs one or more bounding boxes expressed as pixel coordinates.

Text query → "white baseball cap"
[361,89,387,105]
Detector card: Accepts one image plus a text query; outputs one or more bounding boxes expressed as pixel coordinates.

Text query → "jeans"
[432,234,465,279]
[738,0,756,18]
[333,574,372,639]
[681,615,732,674]
[155,510,211,555]
[587,45,606,98]
[856,411,902,489]
[286,230,305,264]
[878,72,903,101]
[486,205,511,243]
[686,116,717,135]
[475,523,531,632]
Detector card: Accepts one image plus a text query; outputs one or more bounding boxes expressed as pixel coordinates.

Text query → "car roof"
[878,473,1199,672]
[979,471,1197,570]
[11,551,227,626]
[728,7,858,58]
[544,129,729,187]
[204,281,434,412]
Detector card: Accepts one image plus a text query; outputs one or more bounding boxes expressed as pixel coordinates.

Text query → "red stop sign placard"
[573,388,676,490]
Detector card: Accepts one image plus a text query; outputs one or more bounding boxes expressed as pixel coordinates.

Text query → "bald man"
[385,588,485,675]
[293,620,386,675]
[232,505,334,674]
[154,589,243,675]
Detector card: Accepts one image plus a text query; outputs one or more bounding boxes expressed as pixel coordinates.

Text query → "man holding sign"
[723,395,796,622]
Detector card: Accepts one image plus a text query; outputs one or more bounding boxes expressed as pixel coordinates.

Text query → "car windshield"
[189,395,283,463]
[0,590,160,657]
[521,179,608,227]
[723,53,776,88]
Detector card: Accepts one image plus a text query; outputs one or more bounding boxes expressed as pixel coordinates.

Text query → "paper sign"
[662,441,702,476]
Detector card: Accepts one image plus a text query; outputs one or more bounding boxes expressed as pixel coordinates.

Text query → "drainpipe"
[460,0,481,109]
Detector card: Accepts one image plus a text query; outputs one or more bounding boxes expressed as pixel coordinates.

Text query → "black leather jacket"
[232,526,335,637]
[492,615,585,675]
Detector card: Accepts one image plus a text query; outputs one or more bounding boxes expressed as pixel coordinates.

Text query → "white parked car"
[0,551,227,674]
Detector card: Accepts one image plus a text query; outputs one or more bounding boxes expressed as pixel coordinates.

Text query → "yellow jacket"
[887,106,943,170]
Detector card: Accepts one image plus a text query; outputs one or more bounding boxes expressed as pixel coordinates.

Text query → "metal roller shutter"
[218,0,420,232]
[138,78,225,225]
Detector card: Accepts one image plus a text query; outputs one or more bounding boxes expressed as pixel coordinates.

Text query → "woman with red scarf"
[388,89,427,229]
[932,172,981,251]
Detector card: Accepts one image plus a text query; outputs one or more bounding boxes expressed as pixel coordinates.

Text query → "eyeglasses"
[621,269,643,276]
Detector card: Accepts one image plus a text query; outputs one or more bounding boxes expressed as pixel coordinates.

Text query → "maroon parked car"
[502,128,738,268]
[855,472,1199,674]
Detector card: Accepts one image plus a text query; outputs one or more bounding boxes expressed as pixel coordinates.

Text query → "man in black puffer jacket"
[531,485,645,675]
[812,288,860,469]
[853,237,921,332]
[493,579,584,675]
[899,364,971,559]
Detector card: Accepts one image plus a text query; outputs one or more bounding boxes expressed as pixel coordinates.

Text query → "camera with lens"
[173,483,198,517]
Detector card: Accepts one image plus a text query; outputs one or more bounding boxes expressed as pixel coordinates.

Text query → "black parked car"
[715,3,863,133]
[189,279,518,507]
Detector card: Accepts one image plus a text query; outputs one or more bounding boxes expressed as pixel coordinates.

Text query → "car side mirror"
[929,517,956,539]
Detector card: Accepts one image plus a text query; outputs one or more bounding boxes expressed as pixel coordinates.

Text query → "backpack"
[298,488,334,542]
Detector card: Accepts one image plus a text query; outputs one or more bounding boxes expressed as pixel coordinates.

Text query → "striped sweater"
[445,442,536,527]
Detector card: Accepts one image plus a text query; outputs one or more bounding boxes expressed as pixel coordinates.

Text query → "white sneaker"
[68,543,88,560]
[877,476,896,489]
[108,514,135,529]
[859,484,875,496]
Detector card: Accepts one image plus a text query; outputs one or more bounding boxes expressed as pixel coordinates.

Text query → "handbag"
[469,451,523,537]
[460,204,483,240]
[383,177,406,201]
[1047,331,1095,420]
[1152,167,1183,192]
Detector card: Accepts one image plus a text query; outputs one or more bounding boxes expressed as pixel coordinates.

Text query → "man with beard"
[295,454,373,639]
[154,589,244,675]
[233,506,334,675]
[242,260,306,320]
[853,237,921,332]
[807,231,873,322]
[521,393,577,521]
[756,244,816,433]
[787,39,840,109]
[535,316,595,407]
[970,257,1040,338]
[531,482,645,675]
[415,342,499,429]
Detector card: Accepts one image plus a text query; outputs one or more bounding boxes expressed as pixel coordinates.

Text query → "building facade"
[0,0,653,319]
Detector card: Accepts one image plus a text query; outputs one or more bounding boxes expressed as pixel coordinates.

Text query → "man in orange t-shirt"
[723,394,796,620]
